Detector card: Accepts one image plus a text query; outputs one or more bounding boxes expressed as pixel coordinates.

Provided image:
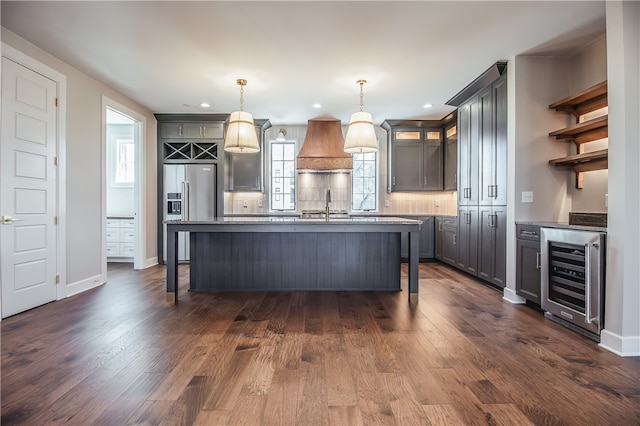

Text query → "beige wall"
[2,28,158,293]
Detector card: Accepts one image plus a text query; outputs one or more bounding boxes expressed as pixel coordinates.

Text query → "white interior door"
[1,57,58,318]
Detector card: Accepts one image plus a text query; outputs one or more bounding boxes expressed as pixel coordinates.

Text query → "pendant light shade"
[344,79,378,153]
[224,79,260,153]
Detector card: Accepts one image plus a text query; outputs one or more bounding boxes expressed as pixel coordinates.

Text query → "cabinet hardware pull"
[424,176,427,186]
[536,252,541,269]
[521,230,537,236]
[393,176,396,186]
[453,234,457,245]
[178,126,182,137]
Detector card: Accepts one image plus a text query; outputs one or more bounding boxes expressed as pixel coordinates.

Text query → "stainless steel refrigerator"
[163,163,217,262]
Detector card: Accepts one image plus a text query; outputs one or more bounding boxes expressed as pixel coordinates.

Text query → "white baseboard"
[142,257,158,269]
[599,329,640,356]
[502,287,526,304]
[63,273,105,298]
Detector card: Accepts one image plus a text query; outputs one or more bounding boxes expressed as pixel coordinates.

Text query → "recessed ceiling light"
[313,103,322,108]
[423,103,433,108]
[200,102,210,108]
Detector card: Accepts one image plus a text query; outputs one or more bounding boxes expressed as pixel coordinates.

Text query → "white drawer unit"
[106,217,135,261]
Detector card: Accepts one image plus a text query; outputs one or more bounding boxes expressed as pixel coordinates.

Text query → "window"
[352,152,377,211]
[270,141,296,210]
[114,139,135,186]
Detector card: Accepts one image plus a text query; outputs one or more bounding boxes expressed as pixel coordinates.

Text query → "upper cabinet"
[383,117,455,193]
[458,73,507,206]
[547,81,608,188]
[161,122,224,139]
[444,122,458,191]
[157,116,226,162]
[226,119,271,192]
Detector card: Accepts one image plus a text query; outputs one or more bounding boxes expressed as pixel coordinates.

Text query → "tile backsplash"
[225,182,457,216]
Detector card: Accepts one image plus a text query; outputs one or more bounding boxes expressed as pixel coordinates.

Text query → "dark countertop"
[516,221,607,233]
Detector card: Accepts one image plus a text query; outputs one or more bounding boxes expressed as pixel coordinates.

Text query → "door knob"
[1,216,22,224]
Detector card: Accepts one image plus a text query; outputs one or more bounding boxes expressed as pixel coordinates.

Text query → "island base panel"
[190,232,401,292]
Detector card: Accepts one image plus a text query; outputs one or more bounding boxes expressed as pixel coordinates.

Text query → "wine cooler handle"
[584,243,600,324]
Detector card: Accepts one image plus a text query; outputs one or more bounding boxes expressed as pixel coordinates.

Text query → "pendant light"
[344,79,378,153]
[224,79,260,153]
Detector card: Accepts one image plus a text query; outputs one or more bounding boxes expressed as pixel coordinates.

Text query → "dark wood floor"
[2,262,638,425]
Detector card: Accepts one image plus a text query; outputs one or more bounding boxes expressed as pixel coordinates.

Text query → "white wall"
[1,28,158,293]
[601,0,640,356]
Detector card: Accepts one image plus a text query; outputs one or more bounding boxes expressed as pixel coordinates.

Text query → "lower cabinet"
[477,206,506,288]
[456,206,478,275]
[400,216,435,261]
[435,216,457,266]
[516,224,541,304]
[106,218,135,261]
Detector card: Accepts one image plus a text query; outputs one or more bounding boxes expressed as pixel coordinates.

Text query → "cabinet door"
[456,206,478,275]
[457,97,479,205]
[442,225,457,266]
[228,151,262,191]
[418,216,435,258]
[423,131,443,190]
[391,141,423,191]
[478,86,494,206]
[491,207,507,287]
[492,75,507,205]
[161,122,183,138]
[516,238,541,304]
[435,217,444,260]
[444,125,458,191]
[201,123,224,139]
[477,206,494,282]
[182,122,205,138]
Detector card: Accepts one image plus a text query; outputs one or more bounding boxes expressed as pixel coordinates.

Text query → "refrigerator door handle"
[181,181,190,221]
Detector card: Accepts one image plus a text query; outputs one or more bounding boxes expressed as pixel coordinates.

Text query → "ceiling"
[1,1,606,125]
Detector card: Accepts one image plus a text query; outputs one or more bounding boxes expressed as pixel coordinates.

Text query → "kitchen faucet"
[325,188,331,220]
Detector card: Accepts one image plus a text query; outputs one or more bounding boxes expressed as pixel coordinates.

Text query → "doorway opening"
[102,97,146,271]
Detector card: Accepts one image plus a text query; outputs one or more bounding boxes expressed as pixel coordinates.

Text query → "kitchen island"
[165,216,422,304]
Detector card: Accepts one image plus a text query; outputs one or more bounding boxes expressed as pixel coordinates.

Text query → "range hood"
[297,118,353,171]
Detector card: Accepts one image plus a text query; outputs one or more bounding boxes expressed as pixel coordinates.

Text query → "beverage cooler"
[163,164,217,262]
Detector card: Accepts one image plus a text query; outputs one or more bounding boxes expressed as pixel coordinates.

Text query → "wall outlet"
[605,193,608,208]
[384,200,390,207]
[243,200,248,208]
[435,199,440,207]
[521,191,534,203]
[258,200,263,208]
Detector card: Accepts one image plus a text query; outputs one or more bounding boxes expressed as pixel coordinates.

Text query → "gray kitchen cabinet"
[444,123,458,191]
[516,224,541,304]
[479,75,507,206]
[389,127,443,191]
[456,206,478,275]
[161,122,224,139]
[457,96,479,205]
[435,216,457,266]
[477,206,506,288]
[400,216,435,261]
[227,151,262,191]
[226,121,269,192]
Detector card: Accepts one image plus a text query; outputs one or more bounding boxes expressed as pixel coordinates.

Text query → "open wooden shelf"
[549,81,608,117]
[549,115,608,144]
[548,81,608,188]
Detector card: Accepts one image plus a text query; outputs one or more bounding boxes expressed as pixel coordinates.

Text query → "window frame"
[351,151,378,212]
[269,139,297,211]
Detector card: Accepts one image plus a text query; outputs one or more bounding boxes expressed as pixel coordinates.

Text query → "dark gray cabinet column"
[516,224,541,304]
[456,205,478,275]
[457,96,479,205]
[478,206,506,288]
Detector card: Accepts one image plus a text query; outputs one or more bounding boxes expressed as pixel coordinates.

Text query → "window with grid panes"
[270,141,296,211]
[351,152,377,211]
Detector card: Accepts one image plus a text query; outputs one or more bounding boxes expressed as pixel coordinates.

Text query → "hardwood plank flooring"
[2,262,639,425]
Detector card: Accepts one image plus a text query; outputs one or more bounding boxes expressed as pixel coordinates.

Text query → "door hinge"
[54,216,59,225]
[55,275,60,284]
[54,156,59,166]
[55,98,59,107]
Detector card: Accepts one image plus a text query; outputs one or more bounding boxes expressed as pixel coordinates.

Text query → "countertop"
[167,216,422,225]
[516,221,607,233]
